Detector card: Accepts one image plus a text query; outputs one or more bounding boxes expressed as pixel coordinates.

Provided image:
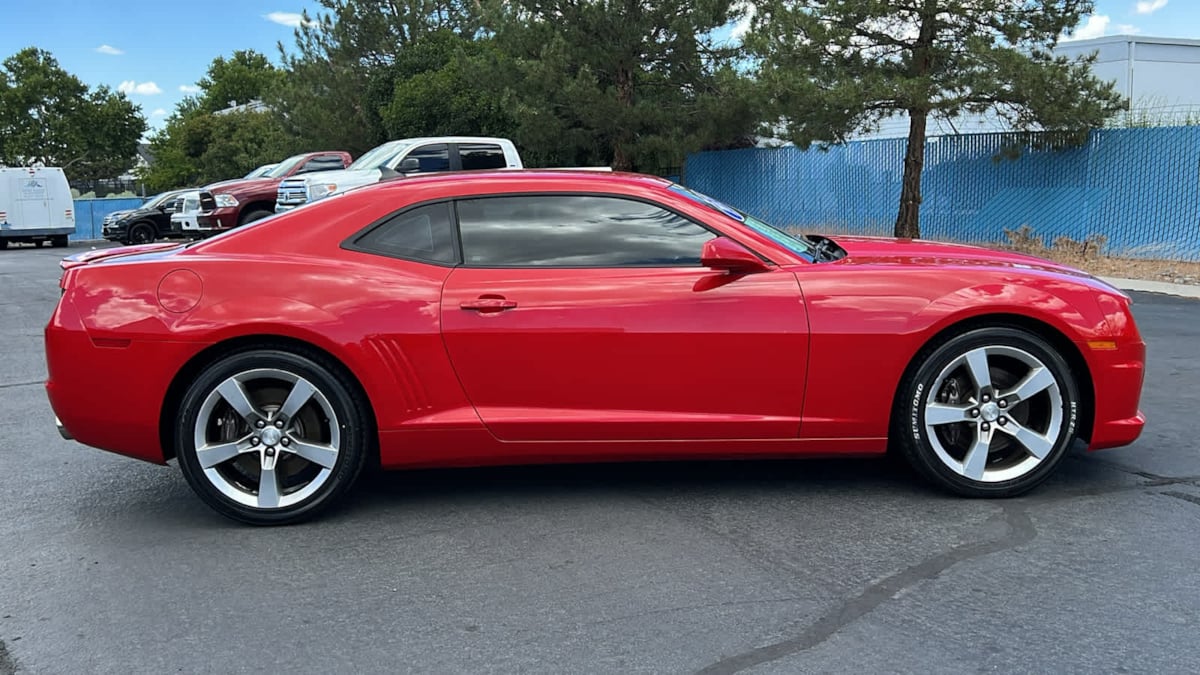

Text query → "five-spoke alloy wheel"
[176,349,369,525]
[897,327,1080,497]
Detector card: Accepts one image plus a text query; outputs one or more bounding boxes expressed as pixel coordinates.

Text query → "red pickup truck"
[196,151,352,231]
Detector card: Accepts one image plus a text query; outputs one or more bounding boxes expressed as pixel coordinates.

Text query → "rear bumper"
[1,226,73,238]
[55,414,72,440]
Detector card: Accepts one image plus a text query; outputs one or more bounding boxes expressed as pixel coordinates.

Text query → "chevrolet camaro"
[45,171,1146,524]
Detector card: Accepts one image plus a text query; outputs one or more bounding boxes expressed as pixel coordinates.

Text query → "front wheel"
[895,327,1081,497]
[239,209,273,227]
[175,349,370,525]
[127,223,155,245]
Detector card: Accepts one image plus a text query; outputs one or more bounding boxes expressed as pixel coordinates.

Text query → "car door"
[440,193,810,442]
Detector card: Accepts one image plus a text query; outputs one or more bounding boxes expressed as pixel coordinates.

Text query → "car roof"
[394,136,516,145]
[366,170,672,195]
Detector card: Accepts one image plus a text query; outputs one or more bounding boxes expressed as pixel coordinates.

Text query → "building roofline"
[1059,34,1200,49]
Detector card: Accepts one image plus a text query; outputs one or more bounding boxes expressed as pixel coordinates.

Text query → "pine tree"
[484,0,759,172]
[747,0,1126,238]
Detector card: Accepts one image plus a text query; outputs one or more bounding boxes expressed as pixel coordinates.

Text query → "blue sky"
[5,0,1198,135]
[5,0,321,131]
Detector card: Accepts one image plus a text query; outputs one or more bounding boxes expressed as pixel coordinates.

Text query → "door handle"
[459,297,518,313]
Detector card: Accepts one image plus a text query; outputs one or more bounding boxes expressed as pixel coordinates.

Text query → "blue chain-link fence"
[683,126,1200,260]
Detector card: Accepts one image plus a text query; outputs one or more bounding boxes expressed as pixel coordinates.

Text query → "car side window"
[459,144,507,171]
[352,203,456,264]
[456,195,716,267]
[407,144,451,173]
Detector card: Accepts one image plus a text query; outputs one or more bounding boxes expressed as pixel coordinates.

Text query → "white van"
[0,166,75,249]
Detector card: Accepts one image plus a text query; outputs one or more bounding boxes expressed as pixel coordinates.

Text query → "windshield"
[347,140,413,171]
[264,155,309,179]
[668,184,817,260]
[142,192,171,209]
[244,164,276,179]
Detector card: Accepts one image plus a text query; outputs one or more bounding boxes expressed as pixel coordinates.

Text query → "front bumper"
[1086,338,1146,450]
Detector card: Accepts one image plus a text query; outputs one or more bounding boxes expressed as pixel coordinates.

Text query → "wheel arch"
[890,313,1096,446]
[158,334,379,462]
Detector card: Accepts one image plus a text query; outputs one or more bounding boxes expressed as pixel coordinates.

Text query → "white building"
[854,35,1200,140]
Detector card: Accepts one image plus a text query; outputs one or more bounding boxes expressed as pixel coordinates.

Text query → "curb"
[1101,277,1200,299]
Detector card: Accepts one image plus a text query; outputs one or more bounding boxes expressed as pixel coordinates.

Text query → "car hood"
[108,207,158,221]
[205,176,281,195]
[825,235,1091,278]
[290,168,381,186]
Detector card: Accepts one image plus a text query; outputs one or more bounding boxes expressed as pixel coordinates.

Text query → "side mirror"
[701,237,770,273]
[397,157,421,174]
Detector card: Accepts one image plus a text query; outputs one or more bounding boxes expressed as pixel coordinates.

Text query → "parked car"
[48,171,1146,525]
[275,137,519,212]
[0,166,74,249]
[192,151,352,235]
[102,188,196,245]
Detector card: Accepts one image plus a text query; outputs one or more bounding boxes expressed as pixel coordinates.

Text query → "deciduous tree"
[0,47,145,182]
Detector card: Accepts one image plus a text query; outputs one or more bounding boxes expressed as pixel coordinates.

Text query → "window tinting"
[406,144,451,172]
[459,144,507,170]
[456,195,716,267]
[354,203,455,264]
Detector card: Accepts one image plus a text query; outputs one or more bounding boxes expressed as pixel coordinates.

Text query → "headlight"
[309,184,338,200]
[214,194,239,208]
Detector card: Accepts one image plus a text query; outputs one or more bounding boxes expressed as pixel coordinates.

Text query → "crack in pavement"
[694,505,1037,675]
[1161,491,1200,508]
[0,381,40,391]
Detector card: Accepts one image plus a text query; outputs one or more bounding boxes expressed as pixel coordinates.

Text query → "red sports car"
[45,171,1146,524]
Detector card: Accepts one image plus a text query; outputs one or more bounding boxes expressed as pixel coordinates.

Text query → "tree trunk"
[612,65,634,172]
[894,108,927,239]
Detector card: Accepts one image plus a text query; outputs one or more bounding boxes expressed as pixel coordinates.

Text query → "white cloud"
[179,84,202,93]
[1063,14,1110,41]
[264,11,315,28]
[151,108,167,117]
[95,44,123,56]
[118,80,163,95]
[1116,24,1142,35]
[1136,0,1168,15]
[731,3,755,40]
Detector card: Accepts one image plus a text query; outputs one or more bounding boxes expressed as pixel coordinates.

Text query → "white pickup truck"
[275,136,522,212]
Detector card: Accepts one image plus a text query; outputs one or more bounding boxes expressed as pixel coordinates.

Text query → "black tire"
[894,327,1080,498]
[0,239,8,250]
[51,235,68,248]
[175,348,371,525]
[239,209,273,226]
[127,222,155,245]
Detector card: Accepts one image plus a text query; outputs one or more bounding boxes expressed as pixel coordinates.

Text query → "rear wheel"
[175,349,370,525]
[51,235,68,248]
[127,223,155,245]
[0,239,7,250]
[895,327,1080,497]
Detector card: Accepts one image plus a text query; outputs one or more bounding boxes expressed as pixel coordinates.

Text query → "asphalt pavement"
[2,242,1198,674]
